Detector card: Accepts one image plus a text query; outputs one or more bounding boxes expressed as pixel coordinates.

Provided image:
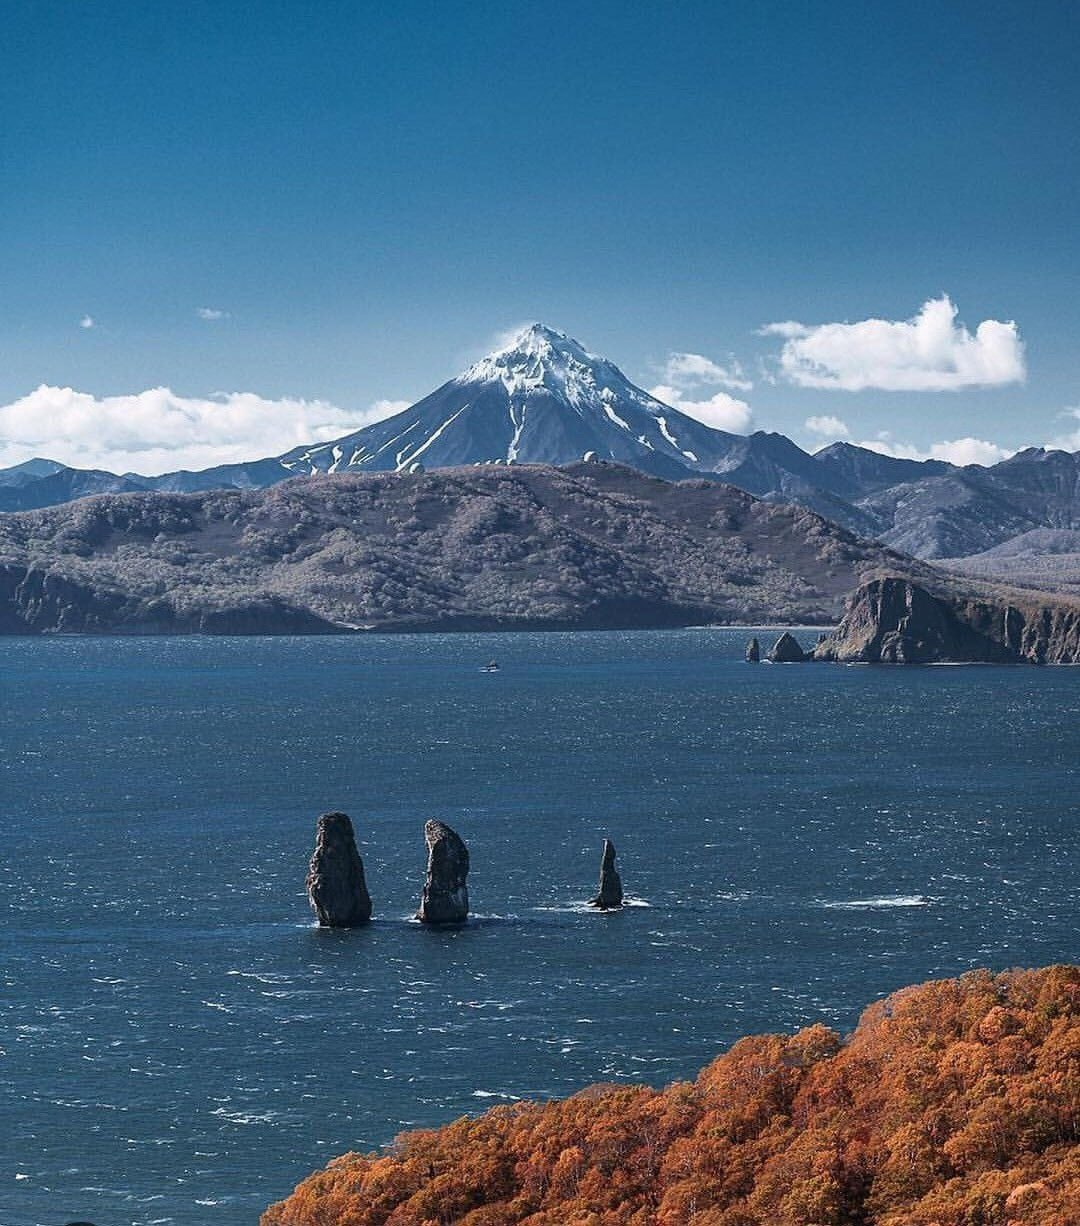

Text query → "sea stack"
[416,820,470,924]
[768,631,807,662]
[589,838,623,909]
[745,637,760,663]
[306,811,373,927]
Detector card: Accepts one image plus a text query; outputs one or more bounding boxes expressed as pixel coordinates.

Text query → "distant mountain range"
[3,324,1078,585]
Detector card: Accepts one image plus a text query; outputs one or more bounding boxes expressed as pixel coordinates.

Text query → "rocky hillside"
[857,447,1080,561]
[941,529,1080,597]
[0,463,935,634]
[262,965,1079,1226]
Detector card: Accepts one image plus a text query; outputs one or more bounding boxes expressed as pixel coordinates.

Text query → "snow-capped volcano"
[278,323,747,479]
[457,323,646,415]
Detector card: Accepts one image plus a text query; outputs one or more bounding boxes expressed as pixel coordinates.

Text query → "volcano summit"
[278,324,748,480]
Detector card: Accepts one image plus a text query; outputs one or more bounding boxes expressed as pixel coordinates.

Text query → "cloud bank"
[649,386,754,432]
[853,435,1014,467]
[659,351,752,391]
[764,295,1025,392]
[0,386,404,474]
[804,414,850,439]
[649,350,754,433]
[1049,408,1080,452]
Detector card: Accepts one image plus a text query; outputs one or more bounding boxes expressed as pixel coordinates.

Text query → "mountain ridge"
[0,461,942,635]
[2,324,1078,580]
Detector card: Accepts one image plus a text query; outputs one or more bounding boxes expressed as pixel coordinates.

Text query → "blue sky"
[2,0,1079,471]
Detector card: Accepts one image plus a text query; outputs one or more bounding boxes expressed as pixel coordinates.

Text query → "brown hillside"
[0,463,934,633]
[263,966,1079,1226]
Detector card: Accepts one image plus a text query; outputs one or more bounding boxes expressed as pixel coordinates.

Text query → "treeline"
[263,965,1078,1225]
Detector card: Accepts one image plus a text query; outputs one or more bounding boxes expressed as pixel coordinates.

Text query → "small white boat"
[480,661,499,673]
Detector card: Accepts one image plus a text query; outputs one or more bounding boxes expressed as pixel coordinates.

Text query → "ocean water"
[0,630,1076,1225]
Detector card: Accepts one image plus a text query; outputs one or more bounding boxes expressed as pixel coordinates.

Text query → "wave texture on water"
[0,629,1076,1225]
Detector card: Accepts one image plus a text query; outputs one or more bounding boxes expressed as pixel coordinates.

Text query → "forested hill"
[263,965,1079,1226]
[0,462,937,634]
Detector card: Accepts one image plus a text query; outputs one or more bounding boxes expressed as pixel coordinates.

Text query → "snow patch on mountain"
[458,324,614,407]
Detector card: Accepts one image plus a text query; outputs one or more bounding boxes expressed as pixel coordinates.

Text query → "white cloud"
[647,345,754,432]
[79,315,95,330]
[758,321,805,339]
[0,386,407,475]
[804,414,850,438]
[854,434,1014,467]
[196,307,229,321]
[493,321,536,347]
[764,295,1026,391]
[649,383,753,433]
[367,398,410,419]
[934,438,1014,466]
[660,351,752,391]
[1048,408,1080,452]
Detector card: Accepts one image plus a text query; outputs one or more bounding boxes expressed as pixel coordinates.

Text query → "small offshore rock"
[768,631,807,662]
[417,819,470,924]
[306,811,373,927]
[745,637,760,663]
[589,838,623,909]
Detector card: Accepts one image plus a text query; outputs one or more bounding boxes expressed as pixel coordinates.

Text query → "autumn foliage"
[263,966,1079,1226]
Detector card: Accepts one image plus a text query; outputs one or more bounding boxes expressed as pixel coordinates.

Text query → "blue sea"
[1,631,1077,1225]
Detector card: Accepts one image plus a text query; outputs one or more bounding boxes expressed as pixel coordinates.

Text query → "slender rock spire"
[589,838,623,909]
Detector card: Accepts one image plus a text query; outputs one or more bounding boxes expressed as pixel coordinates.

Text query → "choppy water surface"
[0,631,1076,1225]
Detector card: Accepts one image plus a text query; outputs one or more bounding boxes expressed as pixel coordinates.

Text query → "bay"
[0,631,1076,1225]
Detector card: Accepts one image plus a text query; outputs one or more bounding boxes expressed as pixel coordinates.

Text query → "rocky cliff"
[815,576,1080,664]
[0,562,340,635]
